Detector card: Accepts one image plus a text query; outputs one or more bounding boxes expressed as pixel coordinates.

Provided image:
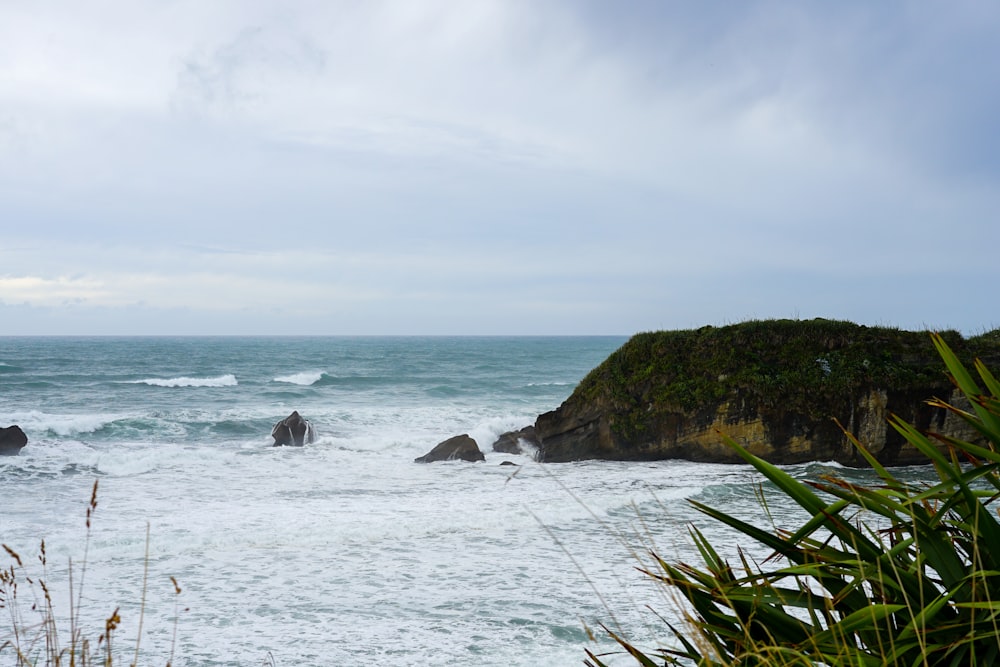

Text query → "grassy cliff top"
[575,319,1000,418]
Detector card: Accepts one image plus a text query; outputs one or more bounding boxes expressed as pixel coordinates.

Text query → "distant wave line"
[273,371,327,386]
[8,409,117,436]
[127,374,238,388]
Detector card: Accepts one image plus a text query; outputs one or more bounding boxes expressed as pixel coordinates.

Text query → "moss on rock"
[538,319,1000,464]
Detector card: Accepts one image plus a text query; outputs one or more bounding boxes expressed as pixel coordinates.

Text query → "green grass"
[586,332,1000,666]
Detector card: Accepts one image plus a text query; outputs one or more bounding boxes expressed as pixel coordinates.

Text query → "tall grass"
[587,333,1000,666]
[0,480,183,666]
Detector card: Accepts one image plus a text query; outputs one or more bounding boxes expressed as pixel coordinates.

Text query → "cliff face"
[535,320,1000,465]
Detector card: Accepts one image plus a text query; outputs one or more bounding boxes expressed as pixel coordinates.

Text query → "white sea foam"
[8,409,117,436]
[93,443,237,477]
[129,374,238,388]
[273,371,325,386]
[467,414,538,453]
[4,335,693,667]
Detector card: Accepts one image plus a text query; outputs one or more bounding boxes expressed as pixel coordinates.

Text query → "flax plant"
[587,333,1000,666]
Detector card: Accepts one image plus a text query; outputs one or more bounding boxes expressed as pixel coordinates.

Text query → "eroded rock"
[271,411,316,447]
[0,425,27,455]
[491,425,539,456]
[415,434,485,463]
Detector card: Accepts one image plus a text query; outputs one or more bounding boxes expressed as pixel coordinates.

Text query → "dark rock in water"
[272,411,316,447]
[499,460,518,466]
[534,320,1000,466]
[415,434,485,463]
[0,425,28,455]
[491,425,539,455]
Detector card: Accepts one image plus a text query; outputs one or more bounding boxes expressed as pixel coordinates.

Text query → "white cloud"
[0,275,110,306]
[0,1,996,335]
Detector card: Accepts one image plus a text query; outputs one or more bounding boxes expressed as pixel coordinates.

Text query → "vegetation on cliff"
[573,319,1000,443]
[586,333,1000,666]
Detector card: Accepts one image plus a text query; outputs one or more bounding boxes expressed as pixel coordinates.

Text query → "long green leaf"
[896,580,967,642]
[926,397,1000,453]
[836,418,901,488]
[975,358,1000,400]
[810,603,905,645]
[688,500,876,613]
[933,333,1000,433]
[718,433,826,516]
[719,433,887,562]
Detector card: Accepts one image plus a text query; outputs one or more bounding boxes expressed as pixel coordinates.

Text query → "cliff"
[535,320,1000,465]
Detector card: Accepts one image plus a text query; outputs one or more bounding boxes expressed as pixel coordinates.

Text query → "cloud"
[0,1,997,334]
[0,275,110,306]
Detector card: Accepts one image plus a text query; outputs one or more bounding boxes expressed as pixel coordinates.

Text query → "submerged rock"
[0,425,28,455]
[415,434,485,463]
[271,411,316,447]
[533,320,1000,466]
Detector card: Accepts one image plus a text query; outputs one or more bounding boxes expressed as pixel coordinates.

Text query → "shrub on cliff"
[576,319,998,426]
[587,332,1000,666]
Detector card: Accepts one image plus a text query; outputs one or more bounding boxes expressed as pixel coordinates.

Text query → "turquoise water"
[0,336,934,665]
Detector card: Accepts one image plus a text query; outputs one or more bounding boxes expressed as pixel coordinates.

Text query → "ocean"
[0,336,931,666]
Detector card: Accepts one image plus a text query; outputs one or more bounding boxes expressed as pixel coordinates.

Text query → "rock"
[0,425,28,455]
[533,320,1000,466]
[271,411,316,447]
[491,425,539,455]
[415,434,485,463]
[499,460,518,466]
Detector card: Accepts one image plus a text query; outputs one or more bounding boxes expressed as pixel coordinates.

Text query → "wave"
[7,410,118,437]
[273,371,326,386]
[128,374,238,388]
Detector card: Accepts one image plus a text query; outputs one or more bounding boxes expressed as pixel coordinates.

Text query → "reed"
[587,333,1000,666]
[0,480,183,666]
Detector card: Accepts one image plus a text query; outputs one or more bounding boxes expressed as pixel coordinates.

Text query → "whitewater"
[0,336,921,666]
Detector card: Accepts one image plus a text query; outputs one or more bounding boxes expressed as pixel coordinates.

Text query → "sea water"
[0,337,934,666]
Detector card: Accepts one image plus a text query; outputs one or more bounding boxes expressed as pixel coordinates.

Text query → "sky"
[1,1,998,336]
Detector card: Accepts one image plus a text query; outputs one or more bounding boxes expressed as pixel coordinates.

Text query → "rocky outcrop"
[271,411,316,447]
[0,425,28,455]
[491,426,539,456]
[533,320,1000,466]
[415,434,485,463]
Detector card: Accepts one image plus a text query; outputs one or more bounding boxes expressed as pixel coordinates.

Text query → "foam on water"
[128,374,239,388]
[6,335,850,666]
[273,370,327,385]
[8,408,120,436]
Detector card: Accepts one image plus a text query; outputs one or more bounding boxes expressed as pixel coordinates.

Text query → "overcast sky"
[1,1,997,335]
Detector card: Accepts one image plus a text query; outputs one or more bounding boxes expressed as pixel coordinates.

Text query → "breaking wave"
[273,371,326,386]
[8,410,117,437]
[129,374,238,388]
